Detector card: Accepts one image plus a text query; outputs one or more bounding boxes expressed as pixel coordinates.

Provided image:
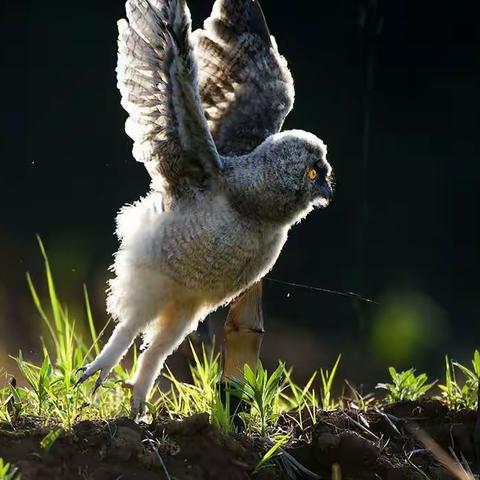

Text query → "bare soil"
[0,399,478,479]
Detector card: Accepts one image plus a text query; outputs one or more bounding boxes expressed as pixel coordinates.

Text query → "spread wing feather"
[117,0,222,197]
[193,0,295,156]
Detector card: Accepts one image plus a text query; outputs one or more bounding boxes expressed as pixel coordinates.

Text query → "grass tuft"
[439,353,480,410]
[0,458,20,480]
[1,242,479,470]
[376,367,436,402]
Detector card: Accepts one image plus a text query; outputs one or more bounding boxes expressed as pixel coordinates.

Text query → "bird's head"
[226,130,333,224]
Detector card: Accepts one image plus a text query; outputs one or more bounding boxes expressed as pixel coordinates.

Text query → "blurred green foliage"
[370,291,446,364]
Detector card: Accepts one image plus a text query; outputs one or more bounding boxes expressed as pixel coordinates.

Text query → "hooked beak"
[318,179,333,206]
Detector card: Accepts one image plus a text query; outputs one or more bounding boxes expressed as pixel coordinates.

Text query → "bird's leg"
[221,281,264,427]
[75,323,139,392]
[128,303,198,417]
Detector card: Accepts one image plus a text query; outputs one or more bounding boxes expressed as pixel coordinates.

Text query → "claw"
[74,366,89,388]
[92,377,103,396]
[74,370,92,389]
[74,363,103,390]
[90,368,110,395]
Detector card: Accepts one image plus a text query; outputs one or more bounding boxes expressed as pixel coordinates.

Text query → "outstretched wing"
[193,0,295,156]
[117,0,223,197]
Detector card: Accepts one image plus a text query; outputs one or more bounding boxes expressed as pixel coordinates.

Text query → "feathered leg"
[76,322,140,392]
[129,302,199,416]
[222,281,264,381]
[76,264,168,391]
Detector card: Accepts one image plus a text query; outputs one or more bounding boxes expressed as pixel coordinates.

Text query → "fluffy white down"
[108,194,197,337]
[107,191,287,339]
[79,0,332,414]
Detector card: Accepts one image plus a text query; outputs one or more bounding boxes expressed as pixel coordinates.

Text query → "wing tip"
[250,0,272,44]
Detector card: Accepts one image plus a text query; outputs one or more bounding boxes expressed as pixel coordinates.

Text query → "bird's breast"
[156,200,289,303]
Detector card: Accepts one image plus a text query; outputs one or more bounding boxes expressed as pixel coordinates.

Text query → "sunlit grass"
[6,238,133,429]
[438,353,480,410]
[254,434,289,474]
[320,354,342,410]
[0,241,345,438]
[0,458,20,480]
[0,240,479,451]
[376,367,436,402]
[232,362,285,437]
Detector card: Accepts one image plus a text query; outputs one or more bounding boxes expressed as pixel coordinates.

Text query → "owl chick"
[77,0,333,415]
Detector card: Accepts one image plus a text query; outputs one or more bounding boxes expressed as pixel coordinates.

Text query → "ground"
[0,399,477,480]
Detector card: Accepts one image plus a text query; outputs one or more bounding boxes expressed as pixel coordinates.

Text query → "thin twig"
[374,406,401,437]
[342,411,379,441]
[262,438,325,480]
[404,447,431,480]
[449,447,475,478]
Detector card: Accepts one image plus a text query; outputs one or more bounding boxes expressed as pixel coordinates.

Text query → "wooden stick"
[222,281,264,380]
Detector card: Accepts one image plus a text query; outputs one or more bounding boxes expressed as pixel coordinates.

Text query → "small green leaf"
[40,428,64,452]
[254,435,289,473]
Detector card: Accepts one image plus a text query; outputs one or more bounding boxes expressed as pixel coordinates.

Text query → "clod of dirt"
[151,413,260,480]
[0,413,264,480]
[287,399,478,479]
[0,399,478,479]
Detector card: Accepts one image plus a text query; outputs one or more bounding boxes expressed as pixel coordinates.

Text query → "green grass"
[232,362,285,437]
[375,357,480,410]
[0,241,479,449]
[0,241,345,438]
[254,434,289,474]
[376,367,436,402]
[438,353,480,410]
[5,238,134,429]
[0,458,20,480]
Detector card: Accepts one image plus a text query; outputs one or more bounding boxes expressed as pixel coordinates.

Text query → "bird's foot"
[130,395,147,420]
[124,385,148,420]
[74,360,115,394]
[120,381,147,419]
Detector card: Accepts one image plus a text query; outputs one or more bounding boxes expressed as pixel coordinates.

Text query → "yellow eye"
[307,168,317,181]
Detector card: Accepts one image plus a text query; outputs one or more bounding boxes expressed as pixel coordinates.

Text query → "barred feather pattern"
[80,0,331,417]
[193,0,295,156]
[117,0,221,198]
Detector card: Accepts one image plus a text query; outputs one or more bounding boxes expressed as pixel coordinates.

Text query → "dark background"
[1,0,479,387]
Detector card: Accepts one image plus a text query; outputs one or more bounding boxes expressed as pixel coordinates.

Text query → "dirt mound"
[0,400,478,479]
[289,399,478,479]
[0,414,262,480]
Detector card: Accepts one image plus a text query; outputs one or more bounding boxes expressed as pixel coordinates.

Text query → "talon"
[92,378,103,396]
[74,371,91,389]
[74,364,101,389]
[91,369,110,395]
